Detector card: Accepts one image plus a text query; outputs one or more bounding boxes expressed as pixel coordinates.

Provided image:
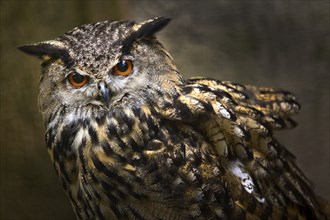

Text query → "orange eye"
[67,72,89,87]
[112,60,133,76]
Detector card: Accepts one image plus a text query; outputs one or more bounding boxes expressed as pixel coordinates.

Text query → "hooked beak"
[97,81,110,105]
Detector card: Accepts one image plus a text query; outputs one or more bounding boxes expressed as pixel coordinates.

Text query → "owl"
[19,17,327,219]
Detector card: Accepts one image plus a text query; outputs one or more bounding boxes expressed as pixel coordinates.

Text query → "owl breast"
[46,96,217,219]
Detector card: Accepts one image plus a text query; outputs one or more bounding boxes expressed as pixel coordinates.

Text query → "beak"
[97,81,110,105]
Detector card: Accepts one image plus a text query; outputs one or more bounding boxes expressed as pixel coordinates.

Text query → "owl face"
[19,17,182,122]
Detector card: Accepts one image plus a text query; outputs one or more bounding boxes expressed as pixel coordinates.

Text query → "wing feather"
[167,77,326,219]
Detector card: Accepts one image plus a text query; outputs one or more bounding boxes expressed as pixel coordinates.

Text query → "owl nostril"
[97,81,110,105]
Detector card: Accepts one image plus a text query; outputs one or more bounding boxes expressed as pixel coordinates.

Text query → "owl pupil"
[72,72,85,83]
[116,61,128,72]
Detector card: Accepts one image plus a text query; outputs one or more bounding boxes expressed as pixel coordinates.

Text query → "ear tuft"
[136,17,172,38]
[18,41,73,66]
[121,17,172,54]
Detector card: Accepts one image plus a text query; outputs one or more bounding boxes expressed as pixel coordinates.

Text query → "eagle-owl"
[19,17,327,219]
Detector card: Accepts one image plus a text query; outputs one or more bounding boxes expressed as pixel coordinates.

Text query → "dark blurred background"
[0,1,329,219]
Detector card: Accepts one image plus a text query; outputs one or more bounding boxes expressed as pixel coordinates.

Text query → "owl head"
[19,17,182,123]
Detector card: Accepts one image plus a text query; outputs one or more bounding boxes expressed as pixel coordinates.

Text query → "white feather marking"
[233,126,244,138]
[215,102,231,119]
[65,111,76,123]
[72,128,86,152]
[213,167,220,176]
[229,161,265,203]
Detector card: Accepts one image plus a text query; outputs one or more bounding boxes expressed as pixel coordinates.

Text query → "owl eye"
[67,72,89,87]
[112,60,133,76]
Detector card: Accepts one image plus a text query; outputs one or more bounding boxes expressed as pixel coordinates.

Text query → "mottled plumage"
[19,17,327,219]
